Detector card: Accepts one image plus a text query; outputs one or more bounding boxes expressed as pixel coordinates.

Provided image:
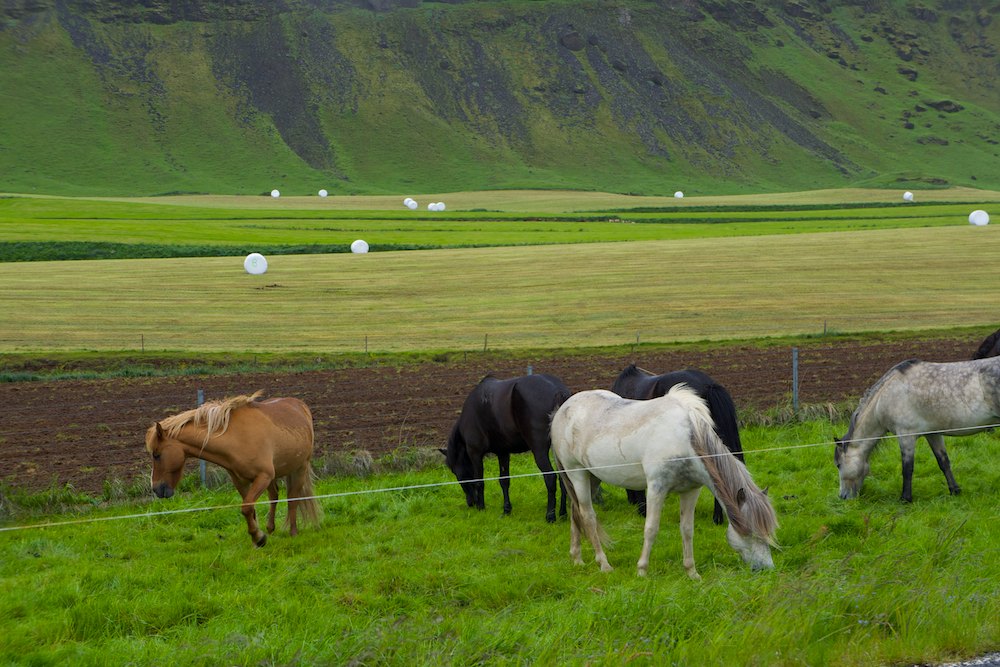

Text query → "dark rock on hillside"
[209,17,340,171]
[559,31,586,51]
[926,99,963,113]
[2,0,999,195]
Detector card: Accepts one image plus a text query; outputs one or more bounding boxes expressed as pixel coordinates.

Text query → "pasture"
[2,421,998,666]
[2,188,1000,665]
[2,188,999,354]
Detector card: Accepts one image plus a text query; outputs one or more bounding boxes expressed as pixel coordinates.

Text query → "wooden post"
[792,348,799,416]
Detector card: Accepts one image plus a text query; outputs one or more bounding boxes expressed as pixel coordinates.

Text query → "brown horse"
[145,391,322,546]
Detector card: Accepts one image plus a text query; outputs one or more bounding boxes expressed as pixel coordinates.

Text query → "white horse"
[835,357,1000,502]
[550,386,777,579]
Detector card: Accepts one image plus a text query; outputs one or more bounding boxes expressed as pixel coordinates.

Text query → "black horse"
[973,328,1000,359]
[611,365,745,525]
[441,373,570,523]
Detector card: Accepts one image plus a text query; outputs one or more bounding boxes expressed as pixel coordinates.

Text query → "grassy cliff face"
[1,0,998,196]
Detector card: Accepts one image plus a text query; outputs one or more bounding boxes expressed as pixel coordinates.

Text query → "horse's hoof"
[687,571,702,582]
[545,513,556,524]
[900,496,913,504]
[254,533,267,548]
[950,487,962,496]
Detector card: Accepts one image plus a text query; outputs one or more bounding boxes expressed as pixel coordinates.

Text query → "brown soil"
[0,336,977,496]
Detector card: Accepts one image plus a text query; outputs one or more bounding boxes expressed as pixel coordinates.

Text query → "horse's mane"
[670,385,778,544]
[623,364,655,378]
[844,359,918,440]
[161,390,264,445]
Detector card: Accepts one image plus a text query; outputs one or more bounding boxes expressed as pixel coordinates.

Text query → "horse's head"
[834,436,869,499]
[725,487,776,572]
[146,422,187,499]
[440,425,477,507]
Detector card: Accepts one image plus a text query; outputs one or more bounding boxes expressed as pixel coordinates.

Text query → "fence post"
[197,389,206,486]
[792,348,799,417]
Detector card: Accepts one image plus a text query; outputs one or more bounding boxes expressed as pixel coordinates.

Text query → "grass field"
[3,189,1000,665]
[2,420,998,666]
[1,223,998,353]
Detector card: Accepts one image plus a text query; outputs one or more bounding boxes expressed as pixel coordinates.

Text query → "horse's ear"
[155,422,165,440]
[762,486,769,496]
[737,487,747,505]
[438,448,448,457]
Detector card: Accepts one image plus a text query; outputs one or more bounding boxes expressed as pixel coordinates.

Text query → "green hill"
[2,0,998,196]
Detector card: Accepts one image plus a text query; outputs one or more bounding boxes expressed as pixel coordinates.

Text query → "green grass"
[2,420,997,665]
[2,3,1000,197]
[4,190,999,261]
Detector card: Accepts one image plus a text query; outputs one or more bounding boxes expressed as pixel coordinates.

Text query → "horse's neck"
[177,423,230,463]
[845,404,886,451]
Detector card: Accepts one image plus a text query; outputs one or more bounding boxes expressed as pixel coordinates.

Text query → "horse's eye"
[152,453,161,461]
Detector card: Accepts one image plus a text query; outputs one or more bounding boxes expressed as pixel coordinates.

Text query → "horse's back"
[460,372,570,453]
[553,388,706,489]
[238,397,315,457]
[873,358,1000,429]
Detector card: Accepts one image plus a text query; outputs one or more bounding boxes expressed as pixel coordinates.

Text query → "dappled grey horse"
[835,357,1000,502]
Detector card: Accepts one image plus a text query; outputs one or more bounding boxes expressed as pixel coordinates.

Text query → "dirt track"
[0,336,977,496]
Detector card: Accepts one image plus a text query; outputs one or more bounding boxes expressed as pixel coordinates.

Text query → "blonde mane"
[160,390,263,446]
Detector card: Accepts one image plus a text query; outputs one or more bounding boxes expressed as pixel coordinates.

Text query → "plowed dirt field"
[0,336,977,496]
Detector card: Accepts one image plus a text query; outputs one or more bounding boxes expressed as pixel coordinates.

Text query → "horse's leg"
[712,498,725,526]
[568,477,584,565]
[636,487,667,577]
[497,452,513,515]
[529,444,558,523]
[577,475,612,572]
[238,473,275,547]
[265,481,279,534]
[926,433,961,496]
[471,454,486,510]
[558,474,567,519]
[897,434,917,503]
[285,474,300,537]
[627,489,647,517]
[679,488,702,581]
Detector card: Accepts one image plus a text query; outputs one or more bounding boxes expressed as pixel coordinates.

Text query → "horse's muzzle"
[152,483,174,499]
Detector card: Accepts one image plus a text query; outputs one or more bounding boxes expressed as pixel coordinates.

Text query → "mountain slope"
[1,0,998,196]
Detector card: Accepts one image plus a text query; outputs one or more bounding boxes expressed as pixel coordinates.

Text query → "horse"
[972,328,1000,359]
[611,364,745,524]
[145,391,322,546]
[440,373,570,523]
[835,357,1000,502]
[550,386,777,579]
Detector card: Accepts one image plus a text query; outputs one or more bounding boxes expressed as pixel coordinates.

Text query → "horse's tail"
[704,383,744,462]
[295,402,322,526]
[293,460,323,527]
[678,387,777,545]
